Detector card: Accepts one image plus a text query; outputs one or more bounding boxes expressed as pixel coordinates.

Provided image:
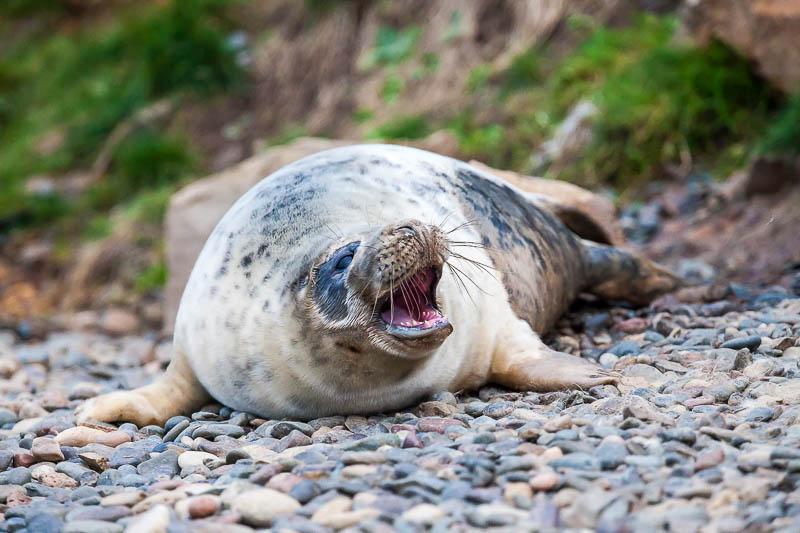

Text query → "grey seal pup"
[76,144,680,425]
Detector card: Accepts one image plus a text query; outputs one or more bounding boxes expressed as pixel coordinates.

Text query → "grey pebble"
[721,335,762,350]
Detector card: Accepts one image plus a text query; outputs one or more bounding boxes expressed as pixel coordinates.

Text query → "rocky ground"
[1,281,800,532]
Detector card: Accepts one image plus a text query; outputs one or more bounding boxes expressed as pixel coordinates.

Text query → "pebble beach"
[1,285,799,532]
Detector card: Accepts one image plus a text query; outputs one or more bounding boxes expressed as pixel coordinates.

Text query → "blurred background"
[0,0,798,337]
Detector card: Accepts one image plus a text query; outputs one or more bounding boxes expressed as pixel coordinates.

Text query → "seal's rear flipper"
[75,350,210,427]
[582,241,683,306]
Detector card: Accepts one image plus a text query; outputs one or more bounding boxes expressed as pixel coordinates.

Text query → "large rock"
[686,0,800,93]
[163,137,623,332]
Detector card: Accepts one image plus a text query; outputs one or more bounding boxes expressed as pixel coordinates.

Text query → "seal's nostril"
[398,225,415,237]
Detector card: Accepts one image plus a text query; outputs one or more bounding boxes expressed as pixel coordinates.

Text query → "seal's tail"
[582,240,683,306]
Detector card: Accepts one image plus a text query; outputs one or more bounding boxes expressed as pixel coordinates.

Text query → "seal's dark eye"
[335,254,353,271]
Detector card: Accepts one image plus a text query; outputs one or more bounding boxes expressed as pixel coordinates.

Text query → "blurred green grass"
[449,14,793,189]
[0,0,243,229]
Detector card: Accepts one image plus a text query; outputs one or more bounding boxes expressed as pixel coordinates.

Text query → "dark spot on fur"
[233,379,245,389]
[240,253,253,268]
[262,300,270,311]
[450,164,586,332]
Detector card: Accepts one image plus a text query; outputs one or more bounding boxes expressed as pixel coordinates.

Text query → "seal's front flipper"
[75,350,210,427]
[583,241,683,306]
[490,319,617,391]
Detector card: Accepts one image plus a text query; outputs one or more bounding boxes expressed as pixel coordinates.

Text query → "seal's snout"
[352,219,453,349]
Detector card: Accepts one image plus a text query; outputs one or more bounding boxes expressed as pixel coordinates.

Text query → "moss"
[368,115,431,140]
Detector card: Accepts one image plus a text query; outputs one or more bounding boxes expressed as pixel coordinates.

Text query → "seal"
[76,144,681,426]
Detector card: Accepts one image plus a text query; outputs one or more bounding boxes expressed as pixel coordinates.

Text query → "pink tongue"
[381,307,413,325]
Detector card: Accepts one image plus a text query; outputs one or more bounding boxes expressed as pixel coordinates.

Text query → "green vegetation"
[0,0,243,230]
[268,124,309,147]
[758,92,800,156]
[380,73,405,104]
[363,25,420,70]
[352,108,375,124]
[500,48,542,97]
[82,215,114,242]
[452,14,785,189]
[126,187,175,226]
[466,65,491,94]
[444,11,463,42]
[368,115,431,140]
[134,260,168,294]
[448,114,506,167]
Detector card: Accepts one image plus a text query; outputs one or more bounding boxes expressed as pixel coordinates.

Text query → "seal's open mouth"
[378,266,449,336]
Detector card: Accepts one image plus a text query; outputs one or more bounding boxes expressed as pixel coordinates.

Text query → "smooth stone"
[109,441,156,468]
[178,450,223,470]
[0,407,18,425]
[269,421,315,439]
[187,495,220,519]
[340,433,400,451]
[100,491,146,507]
[232,488,301,527]
[610,341,641,357]
[191,424,245,439]
[277,430,312,451]
[32,436,65,462]
[125,504,170,533]
[596,435,628,470]
[136,450,179,479]
[164,415,190,433]
[68,504,132,522]
[484,401,514,419]
[401,503,446,523]
[417,417,465,434]
[63,520,123,533]
[162,420,190,442]
[548,453,599,471]
[721,336,761,350]
[27,513,63,533]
